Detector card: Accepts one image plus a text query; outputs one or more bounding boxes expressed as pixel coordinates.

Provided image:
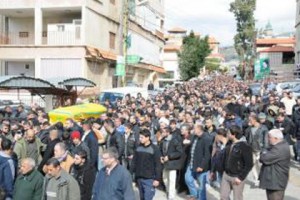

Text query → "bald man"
[14,129,45,165]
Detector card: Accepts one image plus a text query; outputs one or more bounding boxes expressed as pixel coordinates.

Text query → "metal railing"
[0,31,82,45]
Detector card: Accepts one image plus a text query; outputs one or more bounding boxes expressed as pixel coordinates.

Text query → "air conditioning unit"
[73,19,82,25]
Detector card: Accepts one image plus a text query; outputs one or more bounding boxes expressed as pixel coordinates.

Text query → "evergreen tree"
[178,32,211,81]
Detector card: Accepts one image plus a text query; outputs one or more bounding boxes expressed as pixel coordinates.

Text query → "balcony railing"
[43,31,82,45]
[0,32,34,45]
[0,31,82,45]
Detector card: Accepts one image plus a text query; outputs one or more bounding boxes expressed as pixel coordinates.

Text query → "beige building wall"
[296,0,300,64]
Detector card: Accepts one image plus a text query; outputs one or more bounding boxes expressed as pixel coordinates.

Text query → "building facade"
[0,0,165,91]
[161,27,220,87]
[295,0,300,71]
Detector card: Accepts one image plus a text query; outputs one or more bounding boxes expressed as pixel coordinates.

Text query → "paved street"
[135,162,300,200]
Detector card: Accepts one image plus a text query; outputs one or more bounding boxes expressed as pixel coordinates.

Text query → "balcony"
[0,0,84,9]
[0,32,34,45]
[0,30,82,46]
[43,31,82,45]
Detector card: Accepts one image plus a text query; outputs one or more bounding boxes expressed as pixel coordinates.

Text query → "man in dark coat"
[104,119,125,163]
[274,113,297,160]
[38,129,60,174]
[185,124,211,200]
[81,120,99,168]
[259,129,290,200]
[160,127,183,200]
[70,150,96,200]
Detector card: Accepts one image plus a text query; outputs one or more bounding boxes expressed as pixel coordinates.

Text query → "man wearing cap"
[70,131,90,161]
[259,129,290,200]
[258,112,273,131]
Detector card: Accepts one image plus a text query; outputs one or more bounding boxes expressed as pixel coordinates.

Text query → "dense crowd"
[0,75,298,200]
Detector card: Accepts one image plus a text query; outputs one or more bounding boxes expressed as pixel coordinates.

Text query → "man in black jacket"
[70,150,96,200]
[104,119,125,163]
[274,113,297,160]
[38,129,60,174]
[132,129,162,200]
[185,124,211,200]
[220,125,253,200]
[81,120,99,168]
[160,127,183,200]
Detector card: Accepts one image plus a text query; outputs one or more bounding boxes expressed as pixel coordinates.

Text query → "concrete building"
[296,0,300,72]
[256,37,295,80]
[161,27,220,87]
[0,0,165,92]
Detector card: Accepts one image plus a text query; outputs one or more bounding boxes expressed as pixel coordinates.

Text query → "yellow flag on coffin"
[49,103,107,124]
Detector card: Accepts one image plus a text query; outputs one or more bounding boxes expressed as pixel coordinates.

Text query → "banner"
[254,57,270,80]
[115,56,125,76]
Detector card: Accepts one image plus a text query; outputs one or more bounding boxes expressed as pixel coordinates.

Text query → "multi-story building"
[256,37,295,80]
[296,0,300,71]
[161,27,221,86]
[0,0,165,91]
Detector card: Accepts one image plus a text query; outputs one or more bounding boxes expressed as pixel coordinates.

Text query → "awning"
[85,46,117,61]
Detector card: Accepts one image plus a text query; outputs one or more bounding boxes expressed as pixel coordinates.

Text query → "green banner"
[115,56,125,76]
[254,57,270,80]
[126,55,141,64]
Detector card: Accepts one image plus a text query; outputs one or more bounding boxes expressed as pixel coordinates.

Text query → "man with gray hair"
[14,157,44,200]
[259,129,290,200]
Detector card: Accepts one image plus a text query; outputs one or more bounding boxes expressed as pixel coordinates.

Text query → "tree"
[230,0,256,80]
[205,57,221,73]
[178,32,211,81]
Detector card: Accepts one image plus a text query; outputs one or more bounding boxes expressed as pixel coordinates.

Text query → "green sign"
[254,57,270,80]
[115,56,125,76]
[126,55,142,64]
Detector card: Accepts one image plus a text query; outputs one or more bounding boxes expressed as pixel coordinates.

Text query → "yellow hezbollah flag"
[49,103,107,124]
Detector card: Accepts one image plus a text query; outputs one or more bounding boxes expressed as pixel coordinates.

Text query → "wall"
[84,7,120,52]
[296,0,300,64]
[8,17,34,44]
[7,61,35,76]
[128,31,161,65]
[40,58,82,79]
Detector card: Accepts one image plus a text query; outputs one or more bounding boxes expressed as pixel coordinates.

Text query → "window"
[282,52,295,64]
[110,0,115,5]
[57,25,65,32]
[42,31,47,37]
[19,32,29,38]
[109,32,116,49]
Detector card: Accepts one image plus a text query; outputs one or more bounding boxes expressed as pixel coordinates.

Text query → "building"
[256,37,295,80]
[296,0,300,74]
[161,27,220,87]
[0,0,165,92]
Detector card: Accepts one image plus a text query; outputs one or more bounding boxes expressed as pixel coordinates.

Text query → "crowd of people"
[0,75,298,200]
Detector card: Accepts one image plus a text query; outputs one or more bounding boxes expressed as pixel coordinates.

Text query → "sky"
[164,0,296,47]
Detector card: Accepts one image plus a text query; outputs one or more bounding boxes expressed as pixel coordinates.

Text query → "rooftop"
[256,37,295,45]
[258,46,294,53]
[168,27,187,33]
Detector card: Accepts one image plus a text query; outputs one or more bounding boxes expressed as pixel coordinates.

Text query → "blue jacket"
[92,164,135,200]
[0,152,17,199]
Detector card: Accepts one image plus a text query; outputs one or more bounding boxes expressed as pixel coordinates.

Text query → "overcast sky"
[164,0,296,47]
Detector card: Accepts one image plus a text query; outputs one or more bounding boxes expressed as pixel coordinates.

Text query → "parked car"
[99,86,149,104]
[276,81,300,95]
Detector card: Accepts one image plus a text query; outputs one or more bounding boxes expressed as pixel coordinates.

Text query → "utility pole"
[122,0,129,87]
